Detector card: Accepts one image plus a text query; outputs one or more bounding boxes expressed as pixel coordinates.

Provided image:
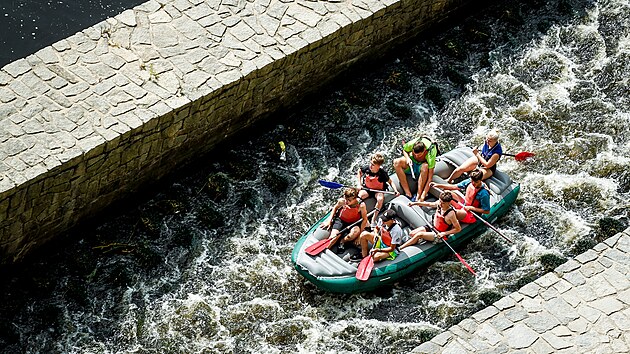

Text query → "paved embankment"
[413,228,630,353]
[0,0,472,262]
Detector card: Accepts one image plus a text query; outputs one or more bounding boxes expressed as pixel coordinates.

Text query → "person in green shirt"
[393,136,438,202]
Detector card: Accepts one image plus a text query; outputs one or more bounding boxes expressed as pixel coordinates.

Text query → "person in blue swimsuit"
[447,129,503,183]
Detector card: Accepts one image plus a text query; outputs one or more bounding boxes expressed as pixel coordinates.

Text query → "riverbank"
[413,228,630,353]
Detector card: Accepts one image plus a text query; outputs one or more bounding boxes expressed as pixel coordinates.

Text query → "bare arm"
[359,204,369,231]
[387,178,400,194]
[357,168,363,188]
[476,152,500,169]
[420,167,434,200]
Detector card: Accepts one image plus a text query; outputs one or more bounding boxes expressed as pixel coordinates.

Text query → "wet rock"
[423,86,445,109]
[445,66,471,88]
[197,204,225,229]
[225,158,257,181]
[327,134,347,153]
[265,320,308,345]
[539,253,567,272]
[140,216,160,236]
[206,172,231,201]
[386,98,412,119]
[442,38,467,60]
[263,169,292,193]
[597,217,627,240]
[385,70,412,91]
[172,301,220,339]
[135,243,163,269]
[409,55,433,75]
[570,236,597,256]
[478,289,503,306]
[343,86,376,107]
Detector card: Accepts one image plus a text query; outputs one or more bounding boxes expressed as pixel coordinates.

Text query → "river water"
[1,0,629,352]
[0,0,146,67]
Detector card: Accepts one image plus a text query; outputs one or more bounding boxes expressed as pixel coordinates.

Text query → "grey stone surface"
[1,0,474,262]
[413,230,630,353]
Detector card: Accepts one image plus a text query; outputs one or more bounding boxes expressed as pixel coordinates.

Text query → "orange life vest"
[364,174,385,190]
[465,183,483,208]
[433,207,454,232]
[339,200,362,223]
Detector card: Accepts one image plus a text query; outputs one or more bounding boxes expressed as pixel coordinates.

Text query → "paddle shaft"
[412,207,477,276]
[323,181,398,195]
[432,187,514,244]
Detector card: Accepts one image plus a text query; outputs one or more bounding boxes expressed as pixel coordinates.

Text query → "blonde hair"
[486,129,499,141]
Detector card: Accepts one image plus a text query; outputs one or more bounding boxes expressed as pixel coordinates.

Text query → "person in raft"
[320,187,369,250]
[431,169,490,224]
[393,136,439,202]
[357,152,400,227]
[400,191,462,249]
[357,209,405,262]
[447,129,503,183]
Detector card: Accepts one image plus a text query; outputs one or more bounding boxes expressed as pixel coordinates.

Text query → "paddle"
[413,208,477,276]
[318,180,397,195]
[305,210,376,256]
[356,220,382,281]
[432,186,514,244]
[503,151,535,161]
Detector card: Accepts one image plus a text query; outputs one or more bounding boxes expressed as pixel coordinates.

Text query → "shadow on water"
[2,0,629,352]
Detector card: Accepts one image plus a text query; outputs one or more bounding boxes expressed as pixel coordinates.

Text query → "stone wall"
[0,0,471,263]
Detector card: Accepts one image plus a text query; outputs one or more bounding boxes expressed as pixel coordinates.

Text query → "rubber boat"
[291,147,520,293]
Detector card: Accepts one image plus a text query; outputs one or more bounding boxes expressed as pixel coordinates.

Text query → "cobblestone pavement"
[413,228,630,353]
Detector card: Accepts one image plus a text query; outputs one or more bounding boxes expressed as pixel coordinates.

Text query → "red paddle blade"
[305,238,331,256]
[514,151,535,161]
[455,253,477,276]
[356,256,375,281]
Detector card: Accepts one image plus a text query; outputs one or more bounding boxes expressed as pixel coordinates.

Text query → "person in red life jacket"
[431,169,490,224]
[400,191,462,249]
[357,153,400,227]
[447,129,503,183]
[393,136,439,202]
[357,209,405,261]
[320,188,369,250]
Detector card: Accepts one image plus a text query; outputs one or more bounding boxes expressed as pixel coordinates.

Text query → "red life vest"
[364,174,384,190]
[380,226,393,247]
[339,200,361,223]
[465,183,483,208]
[433,207,454,232]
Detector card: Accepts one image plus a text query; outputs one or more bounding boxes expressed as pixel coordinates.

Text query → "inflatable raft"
[291,147,520,293]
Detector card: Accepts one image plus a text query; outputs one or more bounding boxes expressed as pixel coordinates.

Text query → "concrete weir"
[0,0,470,263]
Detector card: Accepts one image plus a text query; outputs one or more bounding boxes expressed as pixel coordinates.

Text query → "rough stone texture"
[0,0,471,262]
[413,230,630,352]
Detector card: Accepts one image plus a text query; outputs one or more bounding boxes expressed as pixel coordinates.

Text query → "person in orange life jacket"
[400,191,462,249]
[357,153,400,227]
[320,188,369,249]
[393,137,438,202]
[431,169,490,224]
[358,209,405,261]
[447,129,503,183]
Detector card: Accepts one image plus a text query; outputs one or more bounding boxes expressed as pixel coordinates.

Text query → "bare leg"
[327,229,341,249]
[480,167,494,180]
[393,157,412,198]
[416,163,429,201]
[359,231,375,257]
[447,156,478,183]
[342,226,361,244]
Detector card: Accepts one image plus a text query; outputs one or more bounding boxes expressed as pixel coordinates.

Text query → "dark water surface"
[1,0,629,352]
[0,0,145,67]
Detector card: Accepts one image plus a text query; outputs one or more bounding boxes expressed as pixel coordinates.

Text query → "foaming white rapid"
[8,0,630,353]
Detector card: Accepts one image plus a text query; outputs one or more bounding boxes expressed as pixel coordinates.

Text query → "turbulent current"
[1,0,629,352]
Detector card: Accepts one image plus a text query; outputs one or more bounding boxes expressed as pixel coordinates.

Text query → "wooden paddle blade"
[356,256,375,281]
[455,253,477,276]
[305,238,331,256]
[514,151,535,161]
